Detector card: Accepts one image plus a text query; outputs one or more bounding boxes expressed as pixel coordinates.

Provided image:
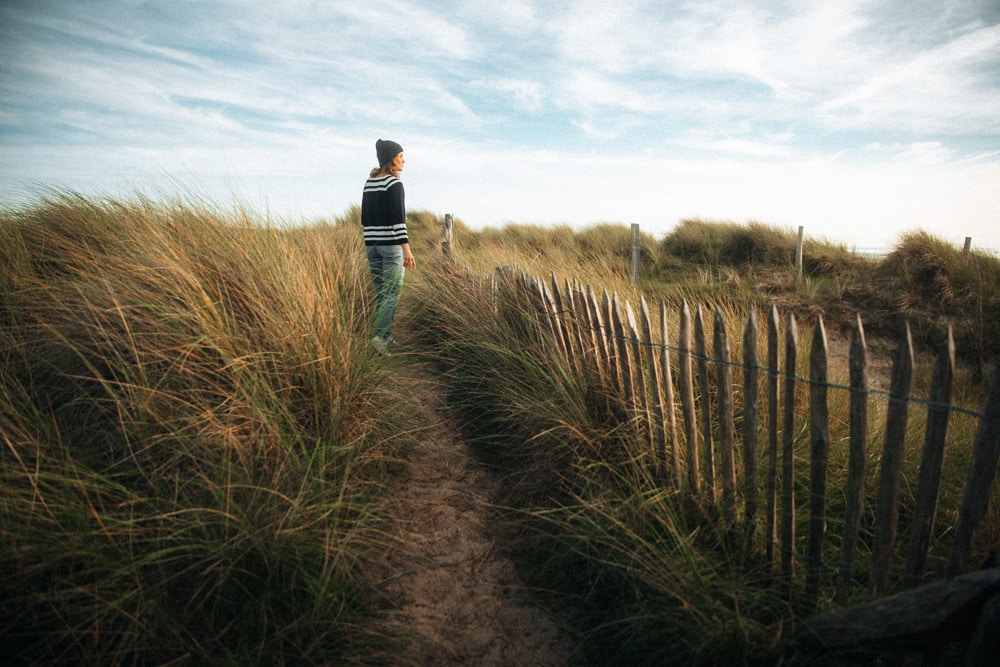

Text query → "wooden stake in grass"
[695,305,714,502]
[945,363,1000,578]
[904,327,954,588]
[679,301,700,494]
[870,323,914,597]
[714,307,737,530]
[781,313,798,583]
[836,315,869,605]
[806,317,830,611]
[742,308,759,560]
[765,305,780,573]
[661,299,681,488]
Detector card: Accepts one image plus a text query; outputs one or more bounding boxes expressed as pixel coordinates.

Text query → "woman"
[361,139,416,354]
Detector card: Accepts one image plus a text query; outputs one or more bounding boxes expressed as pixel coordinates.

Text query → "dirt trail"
[378,360,579,666]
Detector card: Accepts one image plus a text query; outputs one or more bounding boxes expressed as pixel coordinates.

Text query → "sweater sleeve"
[389,181,407,243]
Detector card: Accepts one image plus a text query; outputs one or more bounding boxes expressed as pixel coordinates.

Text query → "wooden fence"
[490,266,1000,656]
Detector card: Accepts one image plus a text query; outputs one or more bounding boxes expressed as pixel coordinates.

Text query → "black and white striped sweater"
[361,175,408,246]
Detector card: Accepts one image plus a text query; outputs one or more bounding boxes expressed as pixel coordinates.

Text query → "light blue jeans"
[366,244,404,340]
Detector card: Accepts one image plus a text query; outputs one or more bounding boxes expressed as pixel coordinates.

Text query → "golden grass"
[1,193,407,664]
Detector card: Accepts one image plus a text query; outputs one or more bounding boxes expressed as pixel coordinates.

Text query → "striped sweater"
[361,175,408,246]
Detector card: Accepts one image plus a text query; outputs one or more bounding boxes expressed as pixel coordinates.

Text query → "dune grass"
[1,193,407,665]
[402,219,998,666]
[402,263,788,664]
[3,196,997,665]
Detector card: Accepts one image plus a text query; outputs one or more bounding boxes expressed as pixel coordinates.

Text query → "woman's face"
[391,152,405,173]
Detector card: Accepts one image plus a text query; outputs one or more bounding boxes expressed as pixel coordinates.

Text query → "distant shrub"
[661,218,872,279]
[662,219,797,267]
[878,230,1000,376]
[880,231,977,307]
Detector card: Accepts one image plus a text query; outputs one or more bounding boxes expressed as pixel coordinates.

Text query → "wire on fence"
[539,306,986,420]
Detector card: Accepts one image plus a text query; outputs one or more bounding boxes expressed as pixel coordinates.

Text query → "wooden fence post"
[661,300,681,488]
[549,272,573,359]
[601,289,622,396]
[631,223,640,282]
[612,294,635,407]
[586,286,611,395]
[945,363,1000,577]
[679,301,700,494]
[870,323,915,597]
[743,309,760,558]
[640,298,667,471]
[836,315,869,605]
[782,313,798,582]
[695,306,715,500]
[904,327,955,588]
[766,306,780,572]
[563,278,585,373]
[795,226,804,282]
[626,301,651,446]
[714,308,737,527]
[806,317,830,611]
[538,277,566,358]
[440,213,454,258]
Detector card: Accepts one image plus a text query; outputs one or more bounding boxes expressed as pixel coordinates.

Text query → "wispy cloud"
[1,0,998,249]
[820,22,1000,133]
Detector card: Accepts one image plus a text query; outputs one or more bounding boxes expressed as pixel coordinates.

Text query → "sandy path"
[378,361,579,666]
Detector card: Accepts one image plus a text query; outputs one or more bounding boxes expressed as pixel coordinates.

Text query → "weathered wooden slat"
[679,301,700,493]
[782,313,798,581]
[945,362,1000,577]
[743,309,760,558]
[870,323,914,597]
[695,305,715,500]
[612,294,635,407]
[661,300,681,487]
[904,327,955,588]
[714,308,737,526]
[806,317,830,611]
[538,278,566,358]
[766,305,780,572]
[567,278,586,367]
[566,280,594,384]
[626,301,651,446]
[602,290,621,396]
[640,297,667,468]
[560,279,579,364]
[836,315,869,606]
[587,286,610,391]
[549,272,573,359]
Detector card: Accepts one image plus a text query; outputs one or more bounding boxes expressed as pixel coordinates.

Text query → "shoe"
[372,336,390,356]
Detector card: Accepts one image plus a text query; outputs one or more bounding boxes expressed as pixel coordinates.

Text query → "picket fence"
[485,266,1000,654]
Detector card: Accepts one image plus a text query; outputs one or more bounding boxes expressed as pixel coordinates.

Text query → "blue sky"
[2,0,999,251]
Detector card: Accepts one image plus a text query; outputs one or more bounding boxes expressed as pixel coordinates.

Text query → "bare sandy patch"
[377,361,579,667]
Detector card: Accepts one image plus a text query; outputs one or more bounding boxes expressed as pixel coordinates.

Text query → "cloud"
[1,0,998,250]
[819,22,1000,133]
[478,78,545,113]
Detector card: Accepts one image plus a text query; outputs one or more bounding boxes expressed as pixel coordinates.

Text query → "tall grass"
[1,193,405,665]
[878,231,1000,380]
[404,219,997,665]
[403,264,792,665]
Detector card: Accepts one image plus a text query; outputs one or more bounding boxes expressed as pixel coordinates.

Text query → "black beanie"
[376,139,403,166]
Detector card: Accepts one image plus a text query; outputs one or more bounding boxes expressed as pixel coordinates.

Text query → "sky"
[2,0,999,253]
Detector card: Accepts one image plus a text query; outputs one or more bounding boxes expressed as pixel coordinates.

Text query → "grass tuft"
[1,192,406,665]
